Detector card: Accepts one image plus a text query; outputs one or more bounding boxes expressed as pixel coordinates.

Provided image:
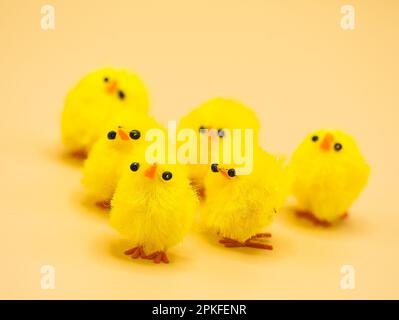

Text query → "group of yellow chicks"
[61,67,370,264]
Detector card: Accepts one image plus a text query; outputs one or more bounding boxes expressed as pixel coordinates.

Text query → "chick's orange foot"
[295,210,332,227]
[124,246,145,259]
[71,149,87,159]
[95,200,111,210]
[295,210,349,226]
[144,251,169,264]
[219,237,273,250]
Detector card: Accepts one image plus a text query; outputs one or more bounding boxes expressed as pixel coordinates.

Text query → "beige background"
[1,0,398,299]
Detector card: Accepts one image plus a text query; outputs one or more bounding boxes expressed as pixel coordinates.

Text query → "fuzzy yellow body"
[202,149,290,242]
[178,97,260,192]
[61,68,149,155]
[82,110,161,203]
[82,141,132,202]
[290,129,370,223]
[110,161,198,255]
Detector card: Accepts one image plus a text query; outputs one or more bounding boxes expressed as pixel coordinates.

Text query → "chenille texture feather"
[202,148,290,242]
[290,129,370,223]
[110,158,199,255]
[82,109,162,204]
[61,67,149,155]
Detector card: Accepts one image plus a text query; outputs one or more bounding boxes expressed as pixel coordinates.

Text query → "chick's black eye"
[129,130,141,140]
[312,135,319,142]
[118,90,125,100]
[227,169,236,177]
[130,162,139,172]
[218,129,225,138]
[334,143,343,151]
[162,171,173,181]
[104,77,109,82]
[211,163,219,172]
[107,131,116,140]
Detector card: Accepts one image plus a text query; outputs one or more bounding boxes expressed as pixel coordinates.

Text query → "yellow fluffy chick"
[82,110,161,209]
[110,159,198,264]
[290,129,370,225]
[178,97,260,196]
[61,67,149,158]
[202,148,290,250]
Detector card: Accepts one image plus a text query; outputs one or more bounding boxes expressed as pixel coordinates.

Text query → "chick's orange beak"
[118,129,129,140]
[320,133,334,151]
[106,81,118,94]
[144,164,157,180]
[219,168,230,180]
